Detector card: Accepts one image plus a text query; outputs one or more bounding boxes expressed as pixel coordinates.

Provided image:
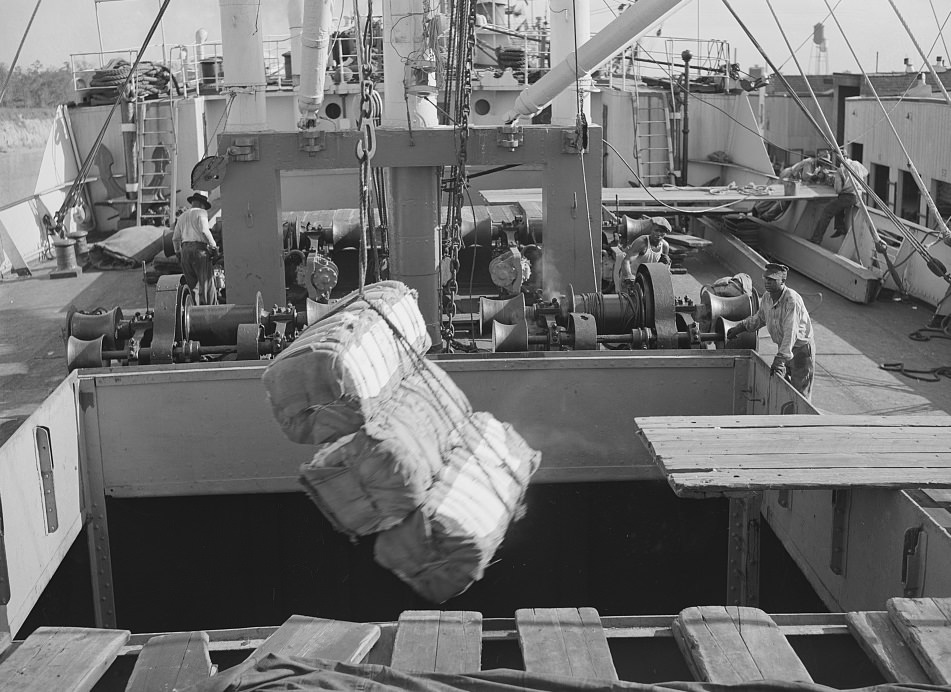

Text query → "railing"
[69,31,732,102]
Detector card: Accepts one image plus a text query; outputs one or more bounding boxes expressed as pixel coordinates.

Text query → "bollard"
[50,238,80,279]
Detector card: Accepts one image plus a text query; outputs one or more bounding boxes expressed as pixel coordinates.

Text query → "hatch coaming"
[3,350,951,639]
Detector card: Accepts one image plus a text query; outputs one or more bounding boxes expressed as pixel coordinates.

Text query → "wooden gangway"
[1,602,950,689]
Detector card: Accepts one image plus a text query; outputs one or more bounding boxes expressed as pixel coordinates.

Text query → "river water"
[0,148,44,207]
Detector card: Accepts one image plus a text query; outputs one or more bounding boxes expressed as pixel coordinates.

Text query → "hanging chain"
[440,0,476,350]
[355,2,380,293]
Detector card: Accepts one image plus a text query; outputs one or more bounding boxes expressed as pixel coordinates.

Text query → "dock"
[2,601,951,689]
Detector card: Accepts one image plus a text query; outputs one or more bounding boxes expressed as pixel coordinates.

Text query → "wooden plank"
[125,631,212,692]
[665,233,711,250]
[666,468,951,497]
[249,615,381,666]
[390,611,482,674]
[673,606,812,683]
[651,453,951,471]
[643,427,951,447]
[0,626,130,692]
[845,611,931,684]
[887,598,951,684]
[516,607,617,680]
[634,415,951,430]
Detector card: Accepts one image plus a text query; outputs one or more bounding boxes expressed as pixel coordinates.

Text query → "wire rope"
[0,0,43,106]
[823,0,950,241]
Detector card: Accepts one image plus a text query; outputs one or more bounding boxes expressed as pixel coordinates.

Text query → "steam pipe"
[298,0,333,127]
[502,0,685,123]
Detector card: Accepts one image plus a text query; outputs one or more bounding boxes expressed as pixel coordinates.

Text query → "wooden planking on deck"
[390,611,482,674]
[125,631,212,692]
[516,608,618,680]
[634,415,951,497]
[673,606,812,684]
[249,615,381,665]
[845,612,932,684]
[0,626,130,692]
[887,598,951,684]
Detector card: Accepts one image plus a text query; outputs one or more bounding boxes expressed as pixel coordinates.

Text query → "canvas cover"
[299,358,473,536]
[374,412,541,603]
[178,655,949,692]
[262,281,431,445]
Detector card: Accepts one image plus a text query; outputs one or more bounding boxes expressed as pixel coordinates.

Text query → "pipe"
[680,50,691,185]
[288,0,304,86]
[218,0,267,131]
[298,0,333,127]
[503,0,685,122]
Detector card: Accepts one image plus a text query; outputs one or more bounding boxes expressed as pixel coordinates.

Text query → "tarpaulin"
[178,655,951,692]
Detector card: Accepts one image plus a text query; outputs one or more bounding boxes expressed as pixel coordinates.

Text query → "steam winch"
[65,274,324,372]
[478,263,760,352]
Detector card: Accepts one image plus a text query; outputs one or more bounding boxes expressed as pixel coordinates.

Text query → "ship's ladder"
[135,96,178,227]
[633,89,675,186]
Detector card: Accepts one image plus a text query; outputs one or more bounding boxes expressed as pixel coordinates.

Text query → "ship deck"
[4,246,951,448]
[2,601,951,689]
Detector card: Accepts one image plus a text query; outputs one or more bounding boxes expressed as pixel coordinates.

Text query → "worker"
[172,191,219,305]
[613,216,671,289]
[779,150,834,184]
[726,263,815,400]
[810,148,869,244]
[284,250,309,312]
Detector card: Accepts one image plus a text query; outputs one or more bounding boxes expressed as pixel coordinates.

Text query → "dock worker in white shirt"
[172,191,219,305]
[727,263,816,400]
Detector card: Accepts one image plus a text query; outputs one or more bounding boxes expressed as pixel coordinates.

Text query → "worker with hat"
[810,149,869,244]
[727,263,816,400]
[172,191,220,305]
[613,216,672,289]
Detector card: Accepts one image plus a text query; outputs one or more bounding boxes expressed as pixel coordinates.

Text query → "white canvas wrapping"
[298,358,473,535]
[373,412,541,602]
[262,281,431,445]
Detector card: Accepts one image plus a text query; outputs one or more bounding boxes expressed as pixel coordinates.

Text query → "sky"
[2,0,950,76]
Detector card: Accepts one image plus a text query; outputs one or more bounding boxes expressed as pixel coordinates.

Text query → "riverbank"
[0,107,54,152]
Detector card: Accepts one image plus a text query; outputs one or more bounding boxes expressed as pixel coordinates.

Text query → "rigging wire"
[888,0,951,107]
[569,0,598,287]
[0,0,43,107]
[719,0,945,293]
[930,0,951,67]
[822,0,951,241]
[603,138,770,214]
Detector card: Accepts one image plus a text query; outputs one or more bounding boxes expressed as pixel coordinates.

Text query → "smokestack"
[904,57,912,73]
[935,56,947,73]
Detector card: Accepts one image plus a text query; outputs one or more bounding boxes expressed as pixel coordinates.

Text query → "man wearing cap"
[613,216,671,289]
[726,263,816,400]
[780,151,834,184]
[810,149,869,244]
[172,191,220,305]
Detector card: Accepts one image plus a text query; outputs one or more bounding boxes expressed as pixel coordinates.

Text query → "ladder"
[135,97,177,226]
[633,90,675,186]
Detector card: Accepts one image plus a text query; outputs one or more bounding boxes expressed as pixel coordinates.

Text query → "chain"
[440,0,476,350]
[355,2,380,294]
